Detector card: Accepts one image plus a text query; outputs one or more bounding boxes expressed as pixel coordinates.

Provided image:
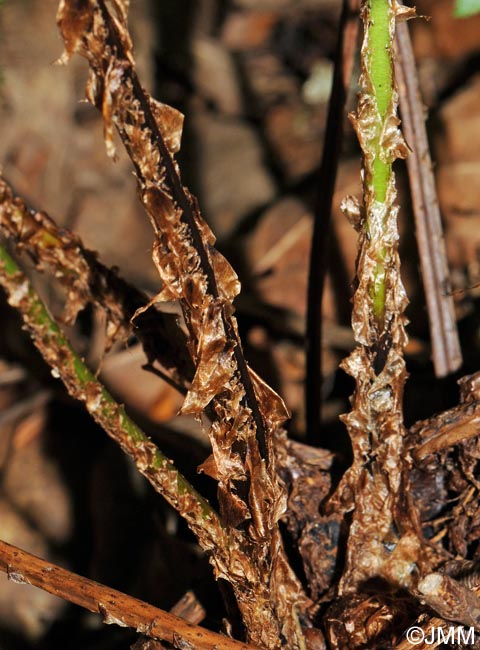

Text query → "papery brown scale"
[196,453,219,481]
[218,486,250,528]
[104,0,130,23]
[206,428,246,482]
[143,187,177,232]
[189,196,216,247]
[84,14,109,65]
[182,275,208,315]
[102,60,128,158]
[149,100,184,156]
[208,247,241,301]
[249,368,290,429]
[181,304,236,414]
[107,12,134,64]
[57,0,92,61]
[247,454,272,540]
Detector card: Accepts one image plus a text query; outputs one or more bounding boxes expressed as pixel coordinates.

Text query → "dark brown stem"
[0,539,259,650]
[394,15,462,377]
[96,0,268,461]
[305,0,360,445]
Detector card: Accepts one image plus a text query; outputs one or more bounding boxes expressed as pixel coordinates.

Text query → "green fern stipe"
[370,0,392,204]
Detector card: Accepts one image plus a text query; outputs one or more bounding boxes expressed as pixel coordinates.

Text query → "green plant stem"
[0,242,224,549]
[370,0,392,203]
[364,0,395,326]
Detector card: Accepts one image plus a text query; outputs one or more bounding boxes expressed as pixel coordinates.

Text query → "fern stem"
[363,0,395,326]
[0,242,223,546]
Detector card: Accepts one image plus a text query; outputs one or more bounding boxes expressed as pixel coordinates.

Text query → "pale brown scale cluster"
[56,1,311,647]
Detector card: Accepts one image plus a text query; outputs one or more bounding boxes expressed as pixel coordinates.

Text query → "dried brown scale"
[0,177,194,384]
[56,1,310,647]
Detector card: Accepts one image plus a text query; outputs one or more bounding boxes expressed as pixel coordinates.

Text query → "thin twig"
[0,539,259,650]
[410,399,480,461]
[305,0,360,445]
[394,15,462,377]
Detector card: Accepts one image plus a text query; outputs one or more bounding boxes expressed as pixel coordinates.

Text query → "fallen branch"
[0,539,259,650]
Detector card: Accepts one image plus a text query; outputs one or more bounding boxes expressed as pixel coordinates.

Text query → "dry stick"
[0,539,258,650]
[417,573,480,630]
[412,402,480,461]
[396,572,480,649]
[394,17,462,377]
[0,243,226,551]
[305,0,360,445]
[409,371,480,459]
